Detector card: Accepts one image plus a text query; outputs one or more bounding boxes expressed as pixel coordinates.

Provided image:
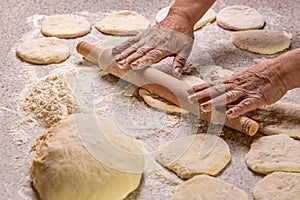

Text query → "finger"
[188,84,231,104]
[121,47,154,69]
[130,49,173,70]
[112,35,141,55]
[199,90,244,112]
[115,41,144,63]
[226,98,265,118]
[172,55,186,78]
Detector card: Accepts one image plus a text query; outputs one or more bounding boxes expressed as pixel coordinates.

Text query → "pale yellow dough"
[31,114,144,200]
[173,175,249,200]
[253,172,300,200]
[245,134,300,174]
[139,88,188,114]
[156,134,231,179]
[217,5,265,30]
[232,30,291,54]
[41,15,91,38]
[95,10,150,35]
[156,6,216,30]
[16,37,70,64]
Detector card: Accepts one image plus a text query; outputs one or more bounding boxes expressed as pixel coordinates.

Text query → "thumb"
[172,55,186,78]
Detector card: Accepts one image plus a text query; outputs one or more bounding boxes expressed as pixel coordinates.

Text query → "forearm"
[168,0,216,27]
[273,48,300,90]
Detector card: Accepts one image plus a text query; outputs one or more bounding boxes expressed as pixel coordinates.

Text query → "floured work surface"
[2,1,300,200]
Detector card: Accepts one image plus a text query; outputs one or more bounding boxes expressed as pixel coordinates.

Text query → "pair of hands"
[111,16,288,118]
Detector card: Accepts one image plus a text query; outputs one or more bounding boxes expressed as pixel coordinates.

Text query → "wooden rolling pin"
[76,41,259,136]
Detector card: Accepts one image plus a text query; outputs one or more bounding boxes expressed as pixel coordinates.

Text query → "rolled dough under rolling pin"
[76,41,259,136]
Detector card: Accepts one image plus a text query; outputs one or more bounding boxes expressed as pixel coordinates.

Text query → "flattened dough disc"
[31,114,144,200]
[253,172,300,200]
[41,15,91,38]
[245,134,300,174]
[156,6,217,30]
[173,175,249,200]
[156,134,231,179]
[95,10,150,35]
[232,30,291,54]
[247,102,300,139]
[217,5,265,30]
[16,37,70,64]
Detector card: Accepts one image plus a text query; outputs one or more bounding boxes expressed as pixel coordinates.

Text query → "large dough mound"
[156,6,216,30]
[16,37,70,64]
[253,172,300,200]
[245,134,300,174]
[247,102,300,139]
[31,114,144,200]
[217,5,265,30]
[41,15,91,38]
[95,10,150,35]
[173,175,248,200]
[156,134,231,179]
[232,30,291,54]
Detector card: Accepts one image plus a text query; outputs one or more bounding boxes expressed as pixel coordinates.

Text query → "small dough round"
[156,134,231,179]
[232,30,291,54]
[31,114,144,200]
[173,175,249,200]
[245,134,300,174]
[16,37,70,64]
[95,10,150,35]
[156,7,216,30]
[253,172,300,200]
[139,88,188,114]
[217,5,265,30]
[41,15,91,38]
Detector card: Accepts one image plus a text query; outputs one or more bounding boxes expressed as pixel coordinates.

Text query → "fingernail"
[117,60,127,69]
[186,88,194,95]
[187,94,197,104]
[130,61,139,69]
[174,67,182,77]
[200,103,211,112]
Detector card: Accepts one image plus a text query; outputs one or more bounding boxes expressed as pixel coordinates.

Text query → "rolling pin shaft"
[77,41,259,136]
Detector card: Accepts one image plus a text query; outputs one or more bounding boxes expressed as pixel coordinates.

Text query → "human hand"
[187,61,289,118]
[112,15,194,77]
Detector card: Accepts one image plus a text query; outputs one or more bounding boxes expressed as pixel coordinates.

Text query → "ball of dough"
[173,175,249,200]
[232,30,291,54]
[245,134,300,174]
[41,15,91,39]
[217,5,265,30]
[16,37,70,64]
[95,10,150,36]
[253,172,300,200]
[30,114,144,200]
[156,134,231,179]
[156,6,216,31]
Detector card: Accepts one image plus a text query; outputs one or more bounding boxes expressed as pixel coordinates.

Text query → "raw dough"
[156,134,231,179]
[95,10,150,35]
[31,114,144,200]
[156,7,216,30]
[41,15,91,38]
[139,88,188,114]
[173,175,248,200]
[16,37,70,64]
[245,134,300,174]
[253,172,300,200]
[217,5,265,30]
[232,30,291,54]
[20,70,75,127]
[247,102,300,139]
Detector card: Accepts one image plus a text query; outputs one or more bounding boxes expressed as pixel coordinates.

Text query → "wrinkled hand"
[188,61,289,118]
[112,16,194,77]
